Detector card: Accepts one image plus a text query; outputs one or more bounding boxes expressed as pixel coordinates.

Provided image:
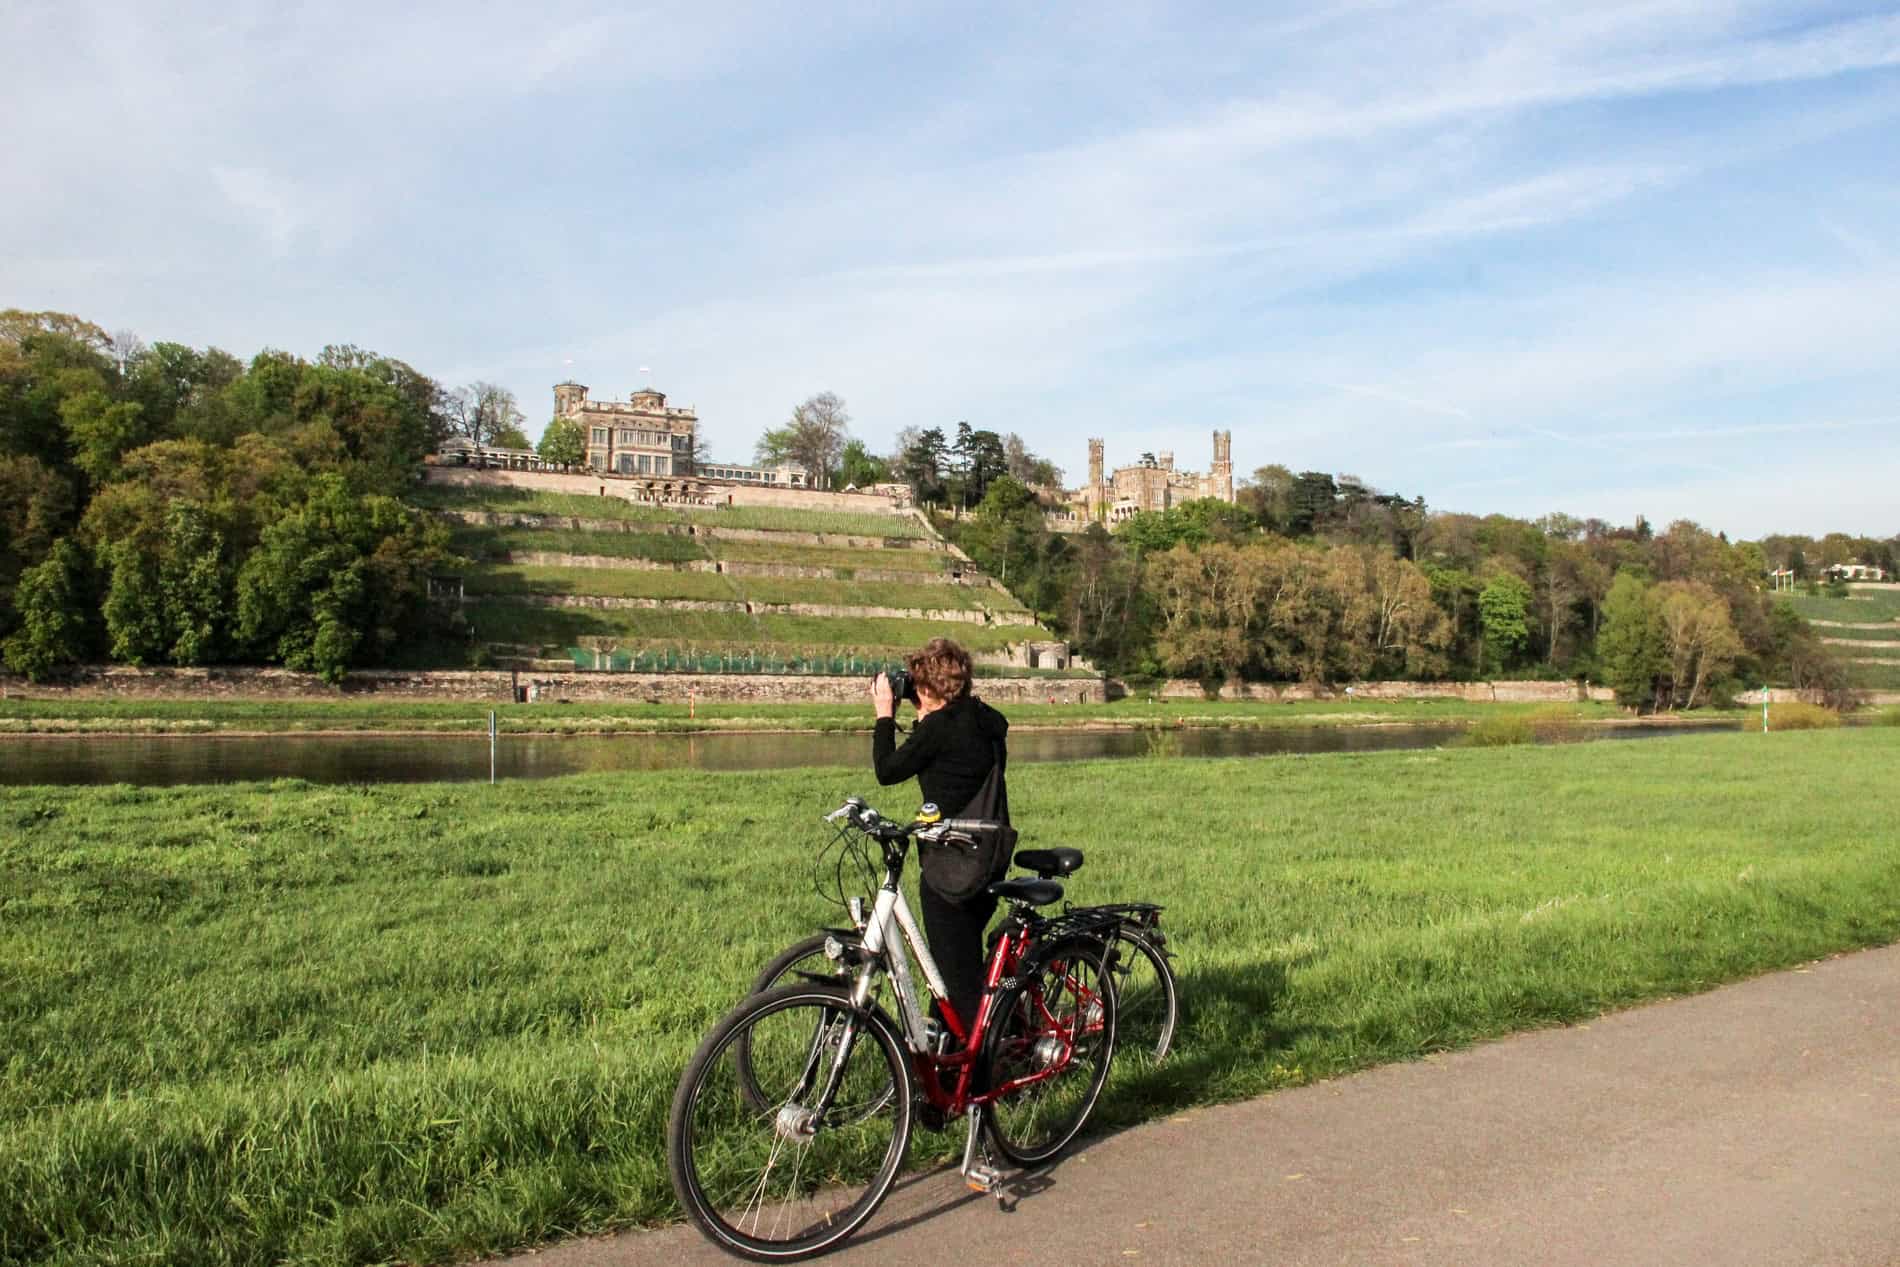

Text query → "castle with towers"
[1071,431,1234,522]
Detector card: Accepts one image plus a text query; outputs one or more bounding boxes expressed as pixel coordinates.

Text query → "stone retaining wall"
[502,552,956,583]
[1150,678,1616,703]
[0,665,1104,705]
[515,593,1039,626]
[425,465,906,515]
[440,510,943,552]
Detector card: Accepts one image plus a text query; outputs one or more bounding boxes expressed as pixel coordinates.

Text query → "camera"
[883,667,920,706]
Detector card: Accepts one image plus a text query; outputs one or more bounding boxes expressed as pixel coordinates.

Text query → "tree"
[1598,571,1665,709]
[895,426,950,506]
[1238,464,1295,534]
[446,382,524,448]
[537,416,586,468]
[2,538,92,680]
[489,424,532,451]
[1477,571,1533,674]
[757,392,850,489]
[1653,581,1742,709]
[1002,433,1062,488]
[1287,471,1338,536]
[949,422,1008,509]
[839,438,890,488]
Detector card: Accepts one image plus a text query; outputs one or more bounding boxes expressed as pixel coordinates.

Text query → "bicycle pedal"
[963,1163,1004,1194]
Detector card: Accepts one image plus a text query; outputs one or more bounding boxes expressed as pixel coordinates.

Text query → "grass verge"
[5,731,1900,1264]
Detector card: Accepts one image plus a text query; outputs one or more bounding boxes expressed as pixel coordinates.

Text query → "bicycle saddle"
[1014,847,1084,879]
[987,877,1064,906]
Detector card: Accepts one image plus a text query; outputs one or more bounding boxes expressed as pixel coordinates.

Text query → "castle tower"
[1211,429,1234,503]
[553,381,588,415]
[1087,438,1106,521]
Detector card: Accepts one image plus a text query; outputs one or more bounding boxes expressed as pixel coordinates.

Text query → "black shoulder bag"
[918,740,1017,902]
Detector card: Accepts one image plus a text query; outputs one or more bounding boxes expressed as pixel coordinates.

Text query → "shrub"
[1747,701,1840,731]
[1869,706,1900,728]
[1461,715,1534,747]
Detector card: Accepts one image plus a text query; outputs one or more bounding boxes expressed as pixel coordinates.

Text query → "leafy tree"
[537,416,586,468]
[1238,464,1295,534]
[158,499,232,665]
[949,422,1008,509]
[1287,471,1338,536]
[758,392,851,489]
[236,476,450,683]
[60,390,150,483]
[1477,571,1533,673]
[1653,581,1742,709]
[839,438,890,488]
[1598,572,1665,709]
[1,538,92,680]
[896,426,950,506]
[100,539,167,665]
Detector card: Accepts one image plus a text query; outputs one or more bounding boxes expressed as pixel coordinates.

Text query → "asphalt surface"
[502,943,1900,1267]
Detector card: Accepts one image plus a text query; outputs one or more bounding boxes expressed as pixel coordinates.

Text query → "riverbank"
[0,695,1662,736]
[6,729,1899,1265]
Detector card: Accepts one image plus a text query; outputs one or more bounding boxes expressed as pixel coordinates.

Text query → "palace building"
[555,381,697,477]
[1072,431,1234,522]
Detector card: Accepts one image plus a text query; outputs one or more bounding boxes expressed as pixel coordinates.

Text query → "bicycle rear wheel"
[668,984,912,1261]
[1108,927,1178,1062]
[981,935,1117,1167]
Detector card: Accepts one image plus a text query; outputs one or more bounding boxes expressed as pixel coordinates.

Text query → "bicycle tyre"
[981,935,1117,1167]
[737,935,888,1118]
[668,983,912,1261]
[1108,927,1178,1063]
[747,934,847,996]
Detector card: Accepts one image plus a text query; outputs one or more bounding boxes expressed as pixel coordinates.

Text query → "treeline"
[943,473,1882,709]
[0,310,463,682]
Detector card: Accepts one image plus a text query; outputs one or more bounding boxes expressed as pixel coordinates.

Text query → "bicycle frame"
[844,842,1089,1117]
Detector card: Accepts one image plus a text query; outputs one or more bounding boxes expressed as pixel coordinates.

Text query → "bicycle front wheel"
[668,984,912,1261]
[1108,927,1178,1062]
[981,935,1117,1167]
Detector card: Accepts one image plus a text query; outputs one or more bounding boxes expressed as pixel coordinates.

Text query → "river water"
[0,721,1724,787]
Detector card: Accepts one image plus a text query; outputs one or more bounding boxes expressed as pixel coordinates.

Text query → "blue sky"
[5,1,1898,537]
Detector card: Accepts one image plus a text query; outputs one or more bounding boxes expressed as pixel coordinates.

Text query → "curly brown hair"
[905,637,972,702]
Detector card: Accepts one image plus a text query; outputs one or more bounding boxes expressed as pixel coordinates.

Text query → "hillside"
[408,479,1077,673]
[1783,587,1900,691]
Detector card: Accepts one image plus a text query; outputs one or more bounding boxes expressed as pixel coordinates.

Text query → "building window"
[617,454,634,474]
[638,455,651,474]
[619,429,634,445]
[591,428,608,444]
[655,456,669,476]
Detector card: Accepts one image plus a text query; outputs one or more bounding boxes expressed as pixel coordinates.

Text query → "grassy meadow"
[6,729,1900,1265]
[412,485,929,539]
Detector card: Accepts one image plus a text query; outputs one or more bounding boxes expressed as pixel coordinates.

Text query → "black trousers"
[919,884,997,1031]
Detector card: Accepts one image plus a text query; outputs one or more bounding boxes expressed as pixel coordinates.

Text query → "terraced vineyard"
[1785,587,1900,691]
[416,479,1061,670]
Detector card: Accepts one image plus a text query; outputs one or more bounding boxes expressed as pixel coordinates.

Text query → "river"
[0,721,1726,787]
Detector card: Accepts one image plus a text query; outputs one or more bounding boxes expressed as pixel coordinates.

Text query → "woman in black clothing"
[871,636,1010,1031]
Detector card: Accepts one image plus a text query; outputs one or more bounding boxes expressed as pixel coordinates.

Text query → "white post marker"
[1762,686,1770,733]
[490,709,498,783]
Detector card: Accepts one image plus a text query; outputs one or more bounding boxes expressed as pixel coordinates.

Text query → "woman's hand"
[872,671,896,720]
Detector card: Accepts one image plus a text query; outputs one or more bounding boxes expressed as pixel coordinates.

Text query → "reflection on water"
[0,721,1722,787]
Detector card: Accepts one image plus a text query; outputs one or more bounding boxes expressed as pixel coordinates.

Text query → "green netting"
[566,646,902,676]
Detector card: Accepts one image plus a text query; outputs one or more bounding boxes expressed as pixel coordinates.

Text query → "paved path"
[506,944,1900,1267]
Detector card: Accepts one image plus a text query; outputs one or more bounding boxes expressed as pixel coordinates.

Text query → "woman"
[871,636,1010,1033]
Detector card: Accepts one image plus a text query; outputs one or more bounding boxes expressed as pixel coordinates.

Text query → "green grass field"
[0,696,1631,736]
[6,730,1900,1265]
[463,564,1010,615]
[450,525,710,565]
[1782,591,1900,624]
[1810,624,1900,641]
[413,485,928,539]
[463,602,1029,656]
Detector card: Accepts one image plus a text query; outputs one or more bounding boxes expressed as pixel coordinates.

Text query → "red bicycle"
[666,796,1119,1261]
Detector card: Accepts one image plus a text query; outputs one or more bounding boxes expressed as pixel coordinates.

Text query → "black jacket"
[871,693,1010,821]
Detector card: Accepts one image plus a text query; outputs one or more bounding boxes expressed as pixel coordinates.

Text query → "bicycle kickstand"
[960,1105,1004,1200]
